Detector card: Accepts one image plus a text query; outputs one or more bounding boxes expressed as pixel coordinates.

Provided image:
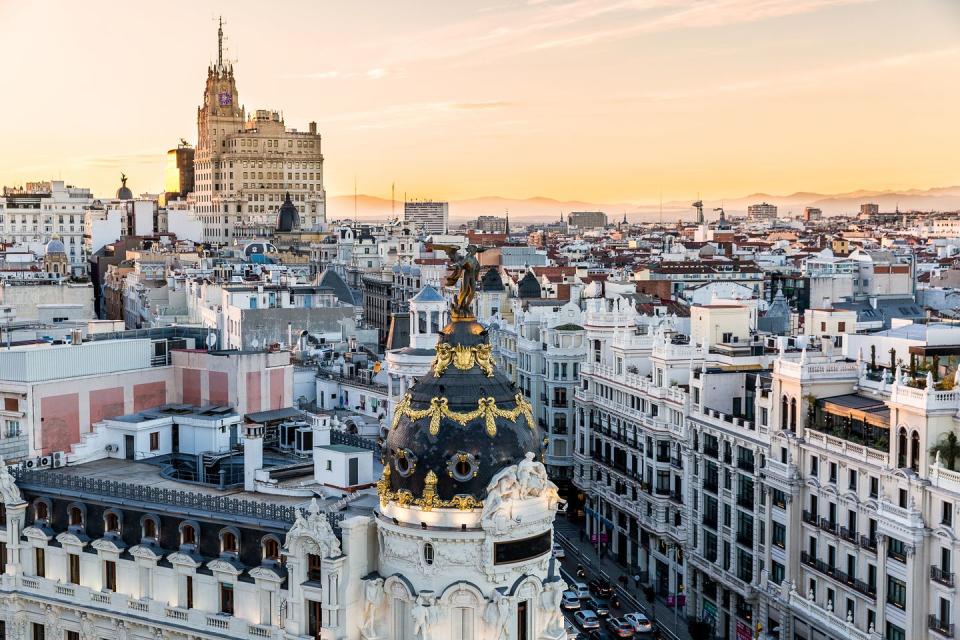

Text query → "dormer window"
[34,501,49,522]
[141,515,159,541]
[221,530,238,555]
[262,536,280,562]
[69,506,84,528]
[104,511,120,534]
[181,523,197,546]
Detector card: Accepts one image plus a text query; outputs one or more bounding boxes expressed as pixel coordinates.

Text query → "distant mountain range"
[327,185,960,224]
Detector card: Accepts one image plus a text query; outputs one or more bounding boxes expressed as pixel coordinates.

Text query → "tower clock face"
[218,91,232,106]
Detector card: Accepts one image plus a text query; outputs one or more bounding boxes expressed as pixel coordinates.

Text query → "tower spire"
[217,16,224,69]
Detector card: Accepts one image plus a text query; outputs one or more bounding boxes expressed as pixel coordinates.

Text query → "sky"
[0,0,958,205]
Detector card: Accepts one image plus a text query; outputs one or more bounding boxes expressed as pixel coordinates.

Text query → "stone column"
[4,501,27,577]
[875,534,888,634]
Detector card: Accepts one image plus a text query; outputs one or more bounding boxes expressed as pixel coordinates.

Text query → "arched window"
[423,543,435,566]
[34,501,49,522]
[897,428,908,469]
[104,511,120,534]
[181,523,197,546]
[910,431,920,472]
[262,536,280,561]
[789,398,797,431]
[69,506,84,527]
[221,530,238,554]
[781,396,788,430]
[142,515,159,540]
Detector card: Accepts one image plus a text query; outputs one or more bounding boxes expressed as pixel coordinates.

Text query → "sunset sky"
[0,0,958,205]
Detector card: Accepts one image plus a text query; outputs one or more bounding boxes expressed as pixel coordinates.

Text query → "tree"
[931,432,960,471]
[870,345,876,370]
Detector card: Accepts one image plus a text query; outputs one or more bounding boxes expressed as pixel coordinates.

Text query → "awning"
[244,407,303,424]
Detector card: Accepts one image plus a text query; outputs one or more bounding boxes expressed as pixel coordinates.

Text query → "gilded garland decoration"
[390,393,536,437]
[377,466,483,511]
[431,343,495,377]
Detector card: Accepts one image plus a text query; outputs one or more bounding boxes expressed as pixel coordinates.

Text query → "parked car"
[589,577,614,598]
[573,581,591,599]
[561,591,581,610]
[553,543,566,559]
[624,612,654,634]
[606,617,637,638]
[585,597,610,617]
[573,610,601,630]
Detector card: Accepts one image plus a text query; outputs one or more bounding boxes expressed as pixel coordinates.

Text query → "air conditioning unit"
[105,444,119,454]
[51,451,65,468]
[37,455,52,468]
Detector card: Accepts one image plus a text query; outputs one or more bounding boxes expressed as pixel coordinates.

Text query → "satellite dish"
[206,333,217,348]
[251,338,260,349]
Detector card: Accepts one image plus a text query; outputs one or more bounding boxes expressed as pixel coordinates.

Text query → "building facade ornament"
[390,392,535,437]
[284,497,342,558]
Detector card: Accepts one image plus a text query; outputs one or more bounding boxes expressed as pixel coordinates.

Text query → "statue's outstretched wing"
[431,244,461,261]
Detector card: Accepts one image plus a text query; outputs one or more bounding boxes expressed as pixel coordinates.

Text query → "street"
[553,516,692,640]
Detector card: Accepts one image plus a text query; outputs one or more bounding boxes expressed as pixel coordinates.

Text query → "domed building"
[42,235,69,276]
[364,296,567,639]
[276,192,301,233]
[116,173,133,200]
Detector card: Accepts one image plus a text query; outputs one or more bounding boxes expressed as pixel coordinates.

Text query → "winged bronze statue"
[433,244,487,319]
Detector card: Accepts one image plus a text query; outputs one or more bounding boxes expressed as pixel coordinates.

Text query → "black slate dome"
[276,193,300,232]
[517,270,541,299]
[382,318,543,505]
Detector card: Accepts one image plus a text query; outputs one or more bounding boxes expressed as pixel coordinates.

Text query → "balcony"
[859,535,877,552]
[802,510,818,526]
[932,566,956,588]
[930,616,955,638]
[819,518,838,536]
[839,527,858,544]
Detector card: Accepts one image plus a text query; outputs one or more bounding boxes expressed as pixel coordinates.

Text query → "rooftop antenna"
[217,16,224,69]
[391,182,395,219]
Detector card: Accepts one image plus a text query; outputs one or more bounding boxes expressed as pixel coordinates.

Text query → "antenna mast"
[217,16,224,68]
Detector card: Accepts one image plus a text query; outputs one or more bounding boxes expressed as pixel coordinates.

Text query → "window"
[149,432,160,451]
[186,575,194,609]
[105,560,116,591]
[35,547,45,578]
[771,561,785,585]
[886,576,906,609]
[68,553,80,584]
[3,398,17,412]
[69,506,83,527]
[219,582,234,615]
[181,524,196,546]
[848,469,857,491]
[943,501,953,527]
[869,476,879,499]
[838,322,846,332]
[423,543,435,565]
[307,553,322,581]
[263,537,280,561]
[32,623,44,640]
[810,456,818,477]
[772,522,786,549]
[221,530,238,554]
[142,517,157,539]
[34,501,48,522]
[105,512,120,533]
[885,622,904,640]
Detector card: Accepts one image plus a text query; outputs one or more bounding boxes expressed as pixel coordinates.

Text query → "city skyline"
[1,0,958,206]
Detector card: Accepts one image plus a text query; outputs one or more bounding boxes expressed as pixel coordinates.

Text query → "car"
[573,581,591,599]
[573,610,601,629]
[553,543,566,559]
[561,591,581,610]
[585,596,610,617]
[588,577,614,598]
[606,617,637,638]
[564,620,579,639]
[624,612,654,633]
